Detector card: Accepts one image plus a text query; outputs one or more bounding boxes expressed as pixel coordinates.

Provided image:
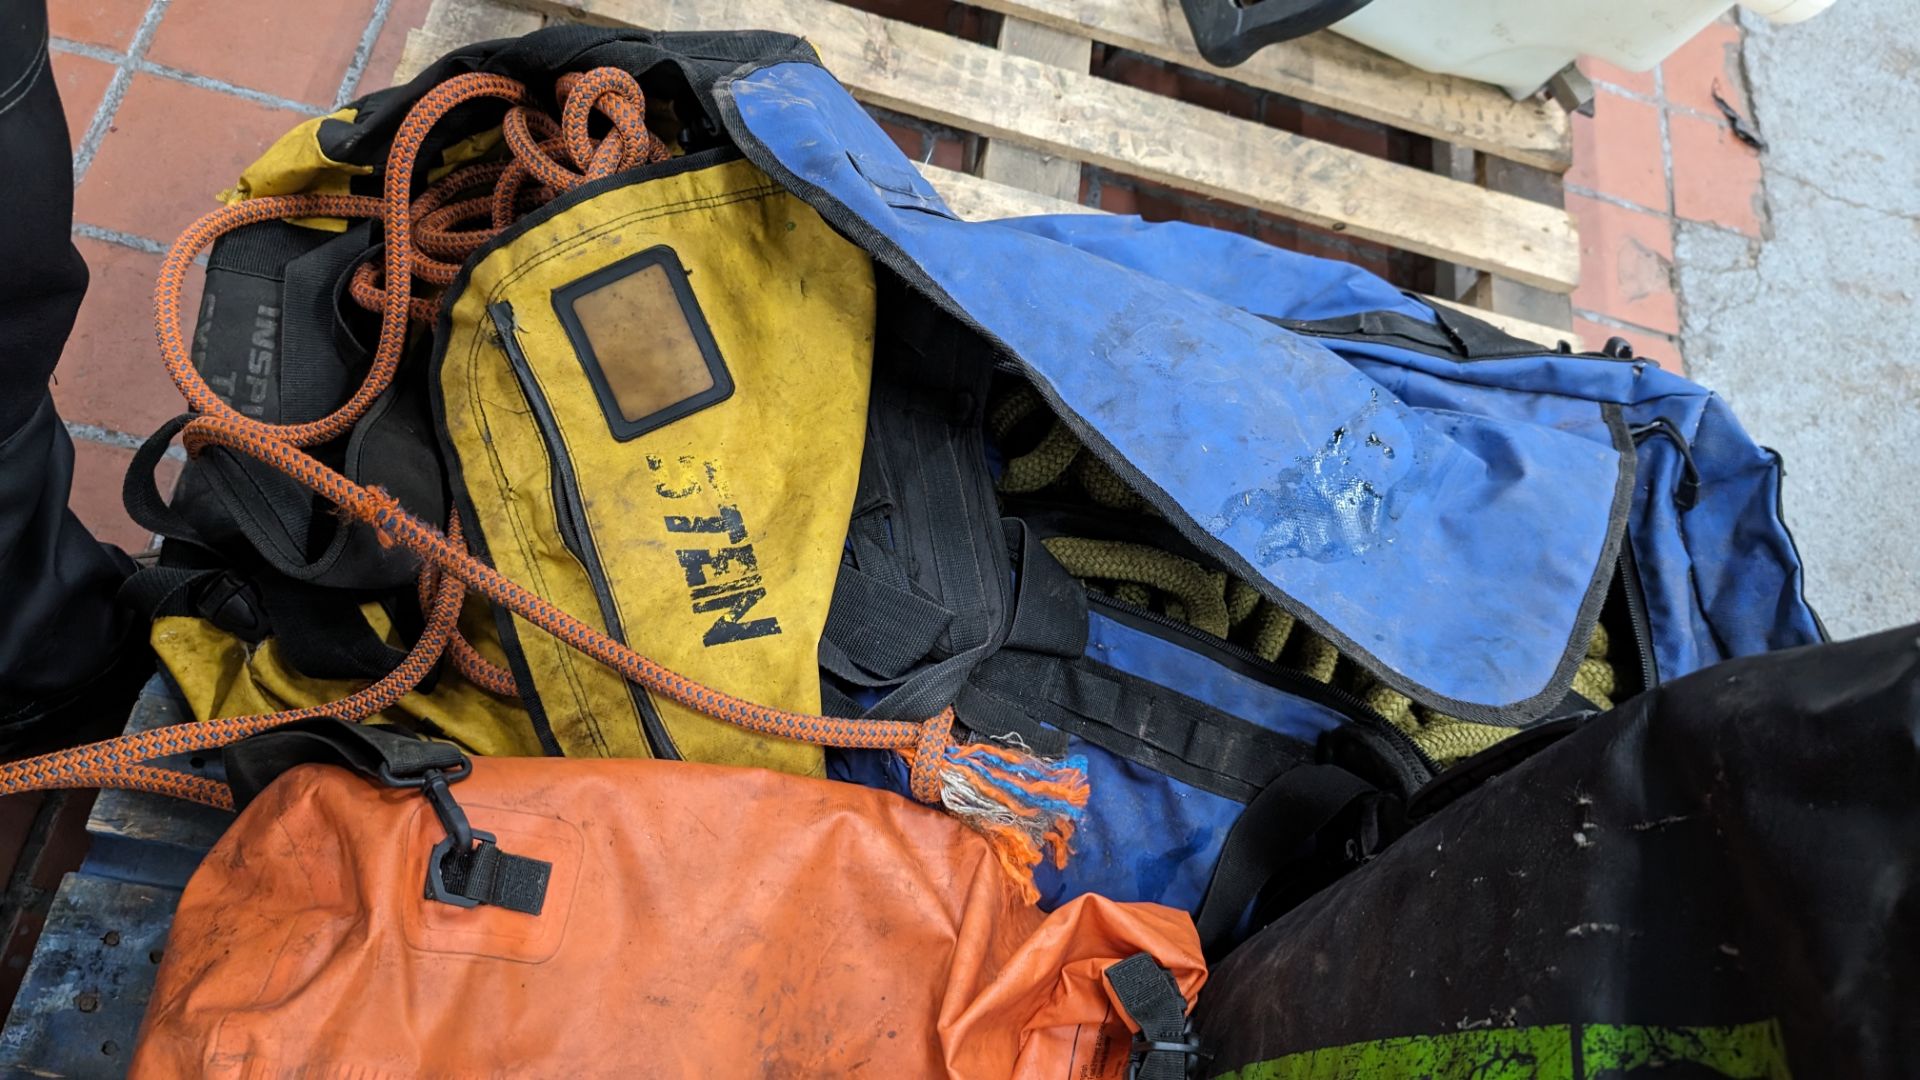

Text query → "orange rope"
[0,66,1088,890]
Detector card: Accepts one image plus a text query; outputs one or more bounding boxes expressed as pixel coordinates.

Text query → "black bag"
[1196,624,1920,1078]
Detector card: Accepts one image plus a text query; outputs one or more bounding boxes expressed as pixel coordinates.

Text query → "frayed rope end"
[935,741,1089,905]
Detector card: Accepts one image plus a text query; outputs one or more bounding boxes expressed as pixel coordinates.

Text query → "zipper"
[1615,541,1659,695]
[488,302,682,761]
[1086,590,1440,778]
[1629,417,1701,511]
[1279,316,1631,364]
[1764,447,1832,643]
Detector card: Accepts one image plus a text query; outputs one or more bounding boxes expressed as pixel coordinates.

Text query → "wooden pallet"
[399,0,1582,345]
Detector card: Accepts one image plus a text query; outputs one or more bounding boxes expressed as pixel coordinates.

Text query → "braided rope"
[0,67,1095,882]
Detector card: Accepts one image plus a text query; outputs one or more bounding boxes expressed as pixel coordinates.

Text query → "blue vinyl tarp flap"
[721,61,1627,719]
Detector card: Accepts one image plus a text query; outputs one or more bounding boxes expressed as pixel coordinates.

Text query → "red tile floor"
[1570,14,1771,365]
[46,0,434,552]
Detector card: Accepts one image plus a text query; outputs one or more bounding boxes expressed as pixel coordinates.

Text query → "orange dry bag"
[128,721,1205,1078]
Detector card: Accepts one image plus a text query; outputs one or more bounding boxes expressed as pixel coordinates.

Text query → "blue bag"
[659,51,1830,936]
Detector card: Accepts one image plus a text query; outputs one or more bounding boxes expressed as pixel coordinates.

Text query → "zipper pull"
[1630,417,1700,512]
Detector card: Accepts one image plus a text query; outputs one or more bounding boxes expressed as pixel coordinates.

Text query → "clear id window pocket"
[552,245,733,440]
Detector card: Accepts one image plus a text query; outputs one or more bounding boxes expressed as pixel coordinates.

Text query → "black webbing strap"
[224,718,468,807]
[436,838,551,915]
[1416,298,1557,358]
[1104,953,1204,1080]
[1193,764,1380,958]
[1000,518,1087,658]
[226,720,550,915]
[965,650,1314,803]
[276,222,373,424]
[854,292,1012,721]
[117,564,214,619]
[252,575,411,682]
[820,564,954,684]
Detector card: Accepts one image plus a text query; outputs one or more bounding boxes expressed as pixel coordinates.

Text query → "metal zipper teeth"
[1086,590,1440,777]
[488,302,683,761]
[1615,545,1659,694]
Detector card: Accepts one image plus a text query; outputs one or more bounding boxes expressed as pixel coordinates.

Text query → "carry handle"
[225,720,550,914]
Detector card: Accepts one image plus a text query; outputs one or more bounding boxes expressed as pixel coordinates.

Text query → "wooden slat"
[514,0,1578,292]
[926,163,1100,221]
[975,19,1092,201]
[393,0,545,83]
[962,0,1570,173]
[919,165,1577,348]
[1425,295,1576,350]
[1464,156,1574,331]
[425,0,545,43]
[83,682,232,891]
[394,0,1577,339]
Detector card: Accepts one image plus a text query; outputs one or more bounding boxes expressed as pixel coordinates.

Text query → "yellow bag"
[435,153,874,772]
[150,71,873,780]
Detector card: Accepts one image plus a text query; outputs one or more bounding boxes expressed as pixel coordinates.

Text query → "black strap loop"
[1193,764,1385,958]
[227,720,551,915]
[1105,952,1206,1080]
[433,839,551,915]
[224,718,469,809]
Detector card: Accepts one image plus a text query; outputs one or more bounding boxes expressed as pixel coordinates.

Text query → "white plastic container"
[1329,0,1837,100]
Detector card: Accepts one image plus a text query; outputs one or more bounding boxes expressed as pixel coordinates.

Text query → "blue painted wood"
[80,678,231,891]
[0,875,179,1078]
[0,676,221,1077]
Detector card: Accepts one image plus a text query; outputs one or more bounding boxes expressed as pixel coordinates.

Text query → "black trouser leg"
[0,0,151,751]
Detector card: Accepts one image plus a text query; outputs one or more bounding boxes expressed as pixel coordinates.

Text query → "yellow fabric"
[217,108,369,232]
[438,157,873,774]
[218,113,498,231]
[151,607,542,758]
[430,127,503,179]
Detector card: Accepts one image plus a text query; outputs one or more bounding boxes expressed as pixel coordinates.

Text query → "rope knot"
[907,709,956,804]
[902,710,1091,904]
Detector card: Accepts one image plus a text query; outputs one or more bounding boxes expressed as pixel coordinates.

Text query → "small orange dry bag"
[128,722,1205,1078]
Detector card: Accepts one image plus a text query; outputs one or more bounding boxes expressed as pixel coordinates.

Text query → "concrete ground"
[1676,0,1920,640]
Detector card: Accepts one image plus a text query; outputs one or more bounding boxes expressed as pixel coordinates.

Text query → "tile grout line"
[70,222,166,255]
[71,0,170,185]
[1589,77,1732,125]
[63,420,188,461]
[336,0,398,109]
[1565,183,1668,217]
[1574,307,1675,338]
[55,32,333,161]
[137,58,324,114]
[1653,63,1678,240]
[47,38,121,64]
[1650,60,1684,372]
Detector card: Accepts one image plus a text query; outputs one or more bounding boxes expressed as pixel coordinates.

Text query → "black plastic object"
[1177,0,1378,68]
[1195,624,1920,1077]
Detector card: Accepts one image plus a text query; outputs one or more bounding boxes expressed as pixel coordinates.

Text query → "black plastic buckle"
[406,764,491,909]
[1127,1018,1210,1080]
[377,757,472,789]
